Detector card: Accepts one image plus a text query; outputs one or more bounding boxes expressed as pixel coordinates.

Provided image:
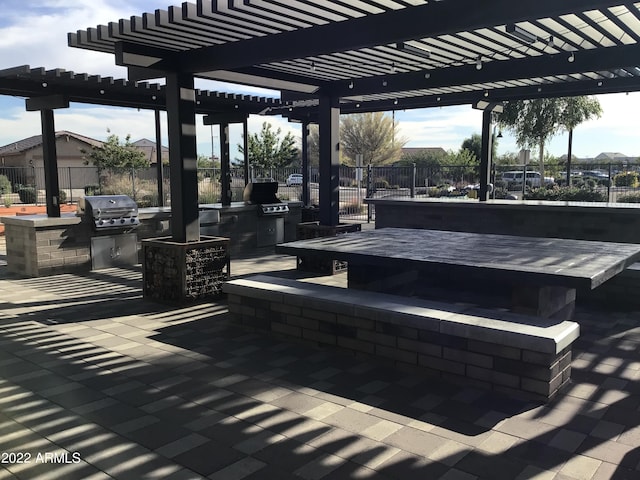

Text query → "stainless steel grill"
[78,195,140,230]
[243,181,289,216]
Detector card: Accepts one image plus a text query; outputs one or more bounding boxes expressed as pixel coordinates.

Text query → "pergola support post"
[166,72,199,243]
[301,121,310,206]
[40,109,61,217]
[479,109,492,202]
[220,122,231,206]
[155,109,164,207]
[318,95,340,226]
[243,118,250,186]
[26,94,70,218]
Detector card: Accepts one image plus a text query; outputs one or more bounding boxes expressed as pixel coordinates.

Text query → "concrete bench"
[223,275,580,402]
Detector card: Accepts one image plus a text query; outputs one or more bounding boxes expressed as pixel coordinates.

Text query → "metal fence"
[2,162,639,221]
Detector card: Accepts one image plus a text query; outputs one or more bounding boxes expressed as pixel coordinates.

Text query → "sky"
[1,0,639,161]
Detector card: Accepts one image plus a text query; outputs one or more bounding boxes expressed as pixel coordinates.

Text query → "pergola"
[66,0,640,242]
[0,65,283,217]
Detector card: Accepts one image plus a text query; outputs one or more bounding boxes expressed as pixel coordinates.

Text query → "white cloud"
[396,107,483,150]
[0,2,141,76]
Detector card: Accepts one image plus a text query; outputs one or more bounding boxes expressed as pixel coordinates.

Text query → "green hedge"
[524,186,607,202]
[0,175,11,195]
[617,192,640,203]
[614,171,639,188]
[18,186,37,204]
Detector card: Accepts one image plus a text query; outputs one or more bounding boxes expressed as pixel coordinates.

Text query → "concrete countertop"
[0,212,82,227]
[364,196,640,213]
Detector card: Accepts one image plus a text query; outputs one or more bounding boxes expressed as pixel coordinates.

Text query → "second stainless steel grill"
[243,181,290,216]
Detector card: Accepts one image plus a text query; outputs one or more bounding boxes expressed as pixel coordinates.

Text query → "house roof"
[595,151,628,160]
[132,138,169,163]
[0,130,102,156]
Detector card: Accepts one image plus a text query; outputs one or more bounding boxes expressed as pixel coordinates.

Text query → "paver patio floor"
[0,245,639,479]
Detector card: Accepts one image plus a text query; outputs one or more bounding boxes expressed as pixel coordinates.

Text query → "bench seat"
[223,275,580,401]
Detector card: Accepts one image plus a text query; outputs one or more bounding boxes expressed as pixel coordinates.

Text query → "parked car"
[286,173,303,186]
[580,170,609,180]
[501,171,554,187]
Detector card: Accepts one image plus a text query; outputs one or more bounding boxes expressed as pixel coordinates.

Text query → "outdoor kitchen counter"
[365,197,640,243]
[0,213,90,276]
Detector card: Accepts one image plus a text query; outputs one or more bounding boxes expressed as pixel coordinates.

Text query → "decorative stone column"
[142,236,230,304]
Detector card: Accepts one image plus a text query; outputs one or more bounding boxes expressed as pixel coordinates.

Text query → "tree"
[499,96,602,183]
[559,96,602,185]
[306,124,320,167]
[396,149,446,169]
[82,132,148,173]
[499,98,562,182]
[461,133,482,162]
[237,122,298,168]
[461,132,498,162]
[340,112,406,166]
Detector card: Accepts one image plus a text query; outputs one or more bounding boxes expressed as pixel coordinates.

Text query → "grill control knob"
[131,218,136,223]
[110,219,115,224]
[98,220,103,226]
[121,219,125,224]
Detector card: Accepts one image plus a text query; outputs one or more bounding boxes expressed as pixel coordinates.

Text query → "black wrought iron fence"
[3,162,639,218]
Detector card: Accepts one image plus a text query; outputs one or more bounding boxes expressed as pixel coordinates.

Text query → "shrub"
[492,187,510,199]
[58,190,67,204]
[18,186,37,204]
[340,202,365,215]
[373,178,390,189]
[493,179,507,190]
[198,191,219,204]
[524,186,607,202]
[617,192,640,203]
[137,193,158,208]
[0,175,11,195]
[84,185,100,196]
[614,171,639,188]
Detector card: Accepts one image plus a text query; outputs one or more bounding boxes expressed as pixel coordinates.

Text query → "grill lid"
[243,181,280,204]
[78,195,140,229]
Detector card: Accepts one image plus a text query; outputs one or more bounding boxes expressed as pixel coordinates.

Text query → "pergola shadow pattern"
[0,256,639,479]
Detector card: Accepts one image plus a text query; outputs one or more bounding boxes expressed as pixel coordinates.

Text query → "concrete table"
[276,227,640,320]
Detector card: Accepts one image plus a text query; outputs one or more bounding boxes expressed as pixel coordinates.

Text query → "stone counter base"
[3,215,91,277]
[223,275,580,402]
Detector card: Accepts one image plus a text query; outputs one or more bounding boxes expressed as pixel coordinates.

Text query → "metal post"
[608,163,613,202]
[410,163,416,198]
[367,164,373,223]
[40,109,60,217]
[220,122,232,206]
[301,121,310,206]
[318,95,340,226]
[68,166,73,204]
[166,72,199,243]
[155,109,164,207]
[478,109,491,201]
[243,118,249,186]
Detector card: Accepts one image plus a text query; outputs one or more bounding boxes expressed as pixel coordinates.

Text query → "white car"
[501,171,554,187]
[286,173,303,186]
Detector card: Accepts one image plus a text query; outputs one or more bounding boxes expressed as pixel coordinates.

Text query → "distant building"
[595,152,629,162]
[131,138,169,165]
[0,132,169,190]
[0,131,102,187]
